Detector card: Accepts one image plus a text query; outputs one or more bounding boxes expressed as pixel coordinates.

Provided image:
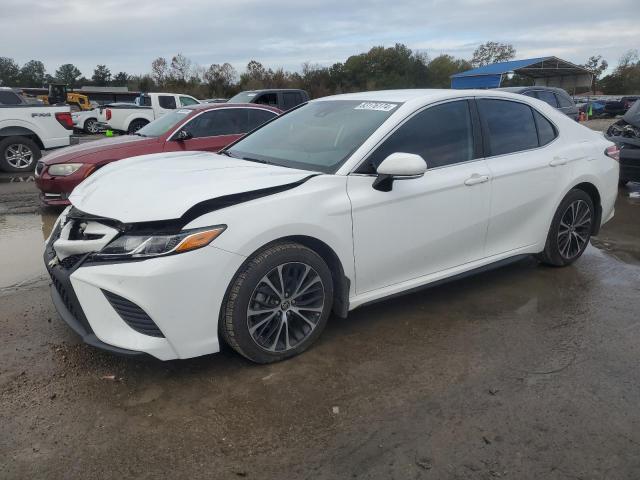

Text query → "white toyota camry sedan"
[44,89,619,363]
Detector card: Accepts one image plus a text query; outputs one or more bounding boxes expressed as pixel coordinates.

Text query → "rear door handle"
[464,174,490,186]
[549,157,568,167]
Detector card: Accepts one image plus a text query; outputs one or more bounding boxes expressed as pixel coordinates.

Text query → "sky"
[1,0,638,78]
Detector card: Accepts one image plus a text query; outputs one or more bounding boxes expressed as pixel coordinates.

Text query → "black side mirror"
[175,130,193,141]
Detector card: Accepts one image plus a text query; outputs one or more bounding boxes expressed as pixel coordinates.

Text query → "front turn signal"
[175,227,226,253]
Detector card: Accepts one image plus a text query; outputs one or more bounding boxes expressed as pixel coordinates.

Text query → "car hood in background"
[69,151,316,223]
[623,100,640,128]
[42,135,158,165]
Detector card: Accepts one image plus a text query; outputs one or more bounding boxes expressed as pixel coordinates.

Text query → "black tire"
[84,118,99,134]
[127,119,148,134]
[537,189,595,267]
[221,242,334,364]
[0,136,41,173]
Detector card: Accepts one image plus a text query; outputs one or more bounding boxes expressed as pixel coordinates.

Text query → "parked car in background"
[604,96,639,117]
[606,99,640,185]
[0,97,73,172]
[577,100,607,117]
[0,87,28,106]
[97,93,200,134]
[498,86,579,120]
[43,89,618,362]
[228,89,309,111]
[35,103,280,205]
[203,98,228,103]
[72,108,102,134]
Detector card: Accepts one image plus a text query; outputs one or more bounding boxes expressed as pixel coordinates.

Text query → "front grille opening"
[102,290,165,338]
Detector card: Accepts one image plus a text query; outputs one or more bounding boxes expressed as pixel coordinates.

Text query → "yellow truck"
[37,84,92,111]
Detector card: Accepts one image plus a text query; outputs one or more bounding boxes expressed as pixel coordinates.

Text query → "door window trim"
[350,97,484,175]
[167,106,278,141]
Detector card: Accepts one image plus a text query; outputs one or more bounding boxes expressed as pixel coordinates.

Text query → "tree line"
[1,42,638,98]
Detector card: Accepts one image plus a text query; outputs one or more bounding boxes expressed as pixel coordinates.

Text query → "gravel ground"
[2,123,640,479]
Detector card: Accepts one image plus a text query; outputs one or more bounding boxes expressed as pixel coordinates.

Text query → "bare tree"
[170,53,192,83]
[582,55,608,94]
[471,41,516,68]
[151,57,168,87]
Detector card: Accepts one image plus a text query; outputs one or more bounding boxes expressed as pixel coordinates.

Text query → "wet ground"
[1,128,640,479]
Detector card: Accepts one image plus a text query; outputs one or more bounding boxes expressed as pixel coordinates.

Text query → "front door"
[348,99,492,295]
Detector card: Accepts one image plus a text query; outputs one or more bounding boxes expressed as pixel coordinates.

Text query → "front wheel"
[537,189,595,267]
[221,242,334,363]
[84,118,99,134]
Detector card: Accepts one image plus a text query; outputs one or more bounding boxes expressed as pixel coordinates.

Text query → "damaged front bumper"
[43,207,245,360]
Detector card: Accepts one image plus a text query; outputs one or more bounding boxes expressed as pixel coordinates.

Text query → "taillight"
[106,108,112,121]
[605,145,620,162]
[55,112,74,130]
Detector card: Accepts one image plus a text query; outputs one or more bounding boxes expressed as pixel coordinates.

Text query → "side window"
[254,93,278,106]
[0,91,22,105]
[533,110,557,146]
[535,90,559,108]
[247,109,277,130]
[282,92,303,110]
[138,95,152,106]
[180,96,199,106]
[478,99,539,156]
[556,93,575,108]
[158,95,177,109]
[365,100,474,171]
[184,109,248,138]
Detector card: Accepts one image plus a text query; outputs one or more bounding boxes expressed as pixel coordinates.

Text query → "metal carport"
[451,56,593,92]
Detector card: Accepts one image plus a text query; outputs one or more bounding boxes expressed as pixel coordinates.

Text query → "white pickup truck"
[97,92,200,134]
[0,94,73,172]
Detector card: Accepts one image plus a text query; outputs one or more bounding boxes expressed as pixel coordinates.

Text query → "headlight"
[95,226,226,259]
[48,163,84,176]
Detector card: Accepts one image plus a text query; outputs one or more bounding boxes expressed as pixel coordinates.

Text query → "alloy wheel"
[5,144,34,169]
[247,262,325,353]
[557,199,592,259]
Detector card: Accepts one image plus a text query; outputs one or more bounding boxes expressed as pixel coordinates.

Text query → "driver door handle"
[464,174,490,186]
[549,157,568,167]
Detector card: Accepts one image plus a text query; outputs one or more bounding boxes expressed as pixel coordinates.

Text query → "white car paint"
[0,104,72,149]
[97,93,200,133]
[46,89,619,360]
[71,109,100,132]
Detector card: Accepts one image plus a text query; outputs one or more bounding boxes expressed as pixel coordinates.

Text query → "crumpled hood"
[43,135,155,164]
[69,151,316,223]
[623,100,640,127]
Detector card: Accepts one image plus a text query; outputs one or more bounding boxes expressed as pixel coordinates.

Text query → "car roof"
[314,88,539,104]
[183,102,282,114]
[240,89,306,93]
[497,86,567,94]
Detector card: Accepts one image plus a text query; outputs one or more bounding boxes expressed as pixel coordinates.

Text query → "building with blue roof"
[451,56,593,92]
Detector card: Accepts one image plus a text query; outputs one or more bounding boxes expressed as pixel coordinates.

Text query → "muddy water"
[0,211,57,289]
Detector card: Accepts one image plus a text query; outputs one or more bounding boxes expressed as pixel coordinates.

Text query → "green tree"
[112,71,129,86]
[600,50,640,94]
[471,41,516,68]
[92,64,111,85]
[19,60,46,87]
[137,75,155,92]
[427,54,471,88]
[582,55,608,94]
[0,57,20,86]
[55,63,82,87]
[204,63,237,97]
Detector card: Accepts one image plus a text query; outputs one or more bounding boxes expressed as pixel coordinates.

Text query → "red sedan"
[35,103,281,206]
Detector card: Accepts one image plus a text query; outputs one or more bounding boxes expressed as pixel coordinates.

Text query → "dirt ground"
[1,124,640,479]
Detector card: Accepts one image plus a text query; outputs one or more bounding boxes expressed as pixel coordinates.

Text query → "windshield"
[228,92,258,103]
[227,100,400,173]
[136,109,192,137]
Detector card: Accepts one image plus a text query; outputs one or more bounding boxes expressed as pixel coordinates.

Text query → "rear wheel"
[537,189,594,266]
[84,118,99,134]
[0,136,41,172]
[127,119,148,134]
[221,242,333,363]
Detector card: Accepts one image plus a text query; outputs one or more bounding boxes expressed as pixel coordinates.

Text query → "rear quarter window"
[533,110,557,146]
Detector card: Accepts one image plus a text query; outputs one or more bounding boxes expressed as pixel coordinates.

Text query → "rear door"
[348,99,492,294]
[163,108,249,153]
[478,98,573,256]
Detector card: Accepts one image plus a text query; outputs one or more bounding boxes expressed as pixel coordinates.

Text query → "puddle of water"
[0,211,58,289]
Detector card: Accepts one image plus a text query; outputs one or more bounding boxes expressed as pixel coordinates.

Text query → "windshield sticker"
[354,102,398,112]
[177,109,191,114]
